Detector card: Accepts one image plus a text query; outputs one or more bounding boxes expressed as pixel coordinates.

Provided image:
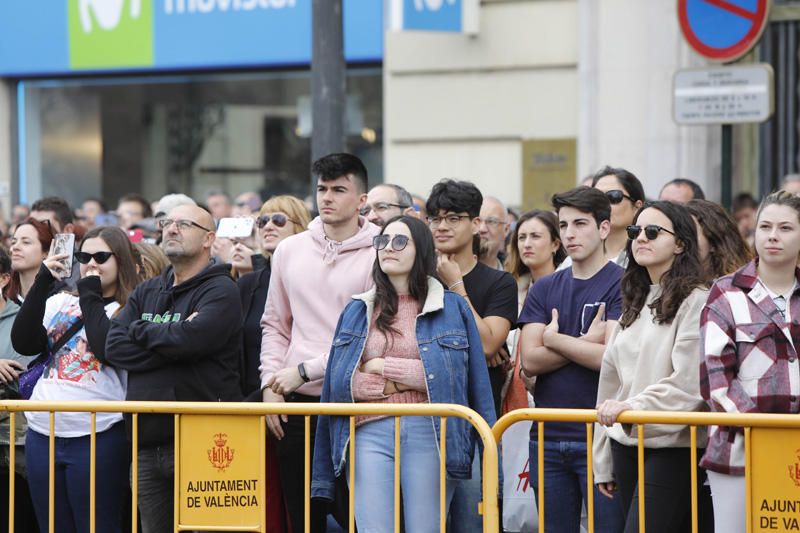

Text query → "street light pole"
[310,0,346,205]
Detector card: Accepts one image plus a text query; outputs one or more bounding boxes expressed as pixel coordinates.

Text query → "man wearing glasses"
[361,183,415,227]
[478,196,510,270]
[260,153,379,532]
[106,204,243,533]
[426,179,517,531]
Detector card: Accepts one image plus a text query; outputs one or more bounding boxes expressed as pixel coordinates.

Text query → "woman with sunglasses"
[7,218,54,303]
[592,166,646,267]
[11,225,142,533]
[593,201,712,533]
[238,195,311,398]
[700,191,800,533]
[236,195,310,532]
[313,215,496,532]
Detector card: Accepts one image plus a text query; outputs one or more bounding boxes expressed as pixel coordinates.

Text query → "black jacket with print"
[106,261,243,446]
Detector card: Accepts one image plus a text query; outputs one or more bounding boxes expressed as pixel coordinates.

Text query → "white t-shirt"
[26,293,127,437]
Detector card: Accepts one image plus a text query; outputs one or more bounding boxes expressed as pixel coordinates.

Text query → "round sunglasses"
[372,234,410,251]
[606,189,635,205]
[626,224,675,241]
[75,251,115,264]
[255,214,297,229]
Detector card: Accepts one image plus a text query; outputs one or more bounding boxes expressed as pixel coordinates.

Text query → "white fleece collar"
[353,276,445,318]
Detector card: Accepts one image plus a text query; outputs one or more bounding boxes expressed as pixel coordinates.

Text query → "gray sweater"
[0,300,34,446]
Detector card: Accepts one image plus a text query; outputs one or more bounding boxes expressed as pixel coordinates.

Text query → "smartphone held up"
[51,233,75,279]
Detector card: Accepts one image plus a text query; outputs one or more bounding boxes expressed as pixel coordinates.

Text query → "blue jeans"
[530,440,625,533]
[25,423,129,533]
[350,416,455,533]
[136,444,175,533]
[447,451,483,532]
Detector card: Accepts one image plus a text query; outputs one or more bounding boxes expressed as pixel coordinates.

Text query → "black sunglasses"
[372,234,410,251]
[626,224,675,241]
[606,189,635,205]
[75,251,115,265]
[255,214,297,228]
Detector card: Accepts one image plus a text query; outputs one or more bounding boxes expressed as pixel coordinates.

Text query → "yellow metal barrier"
[493,408,800,533]
[0,400,499,533]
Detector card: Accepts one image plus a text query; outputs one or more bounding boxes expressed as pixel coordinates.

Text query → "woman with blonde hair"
[239,195,310,395]
[134,242,169,280]
[237,195,310,531]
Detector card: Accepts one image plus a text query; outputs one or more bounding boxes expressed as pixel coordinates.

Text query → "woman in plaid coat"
[700,190,800,533]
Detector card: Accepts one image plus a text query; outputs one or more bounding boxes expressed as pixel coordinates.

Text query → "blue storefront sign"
[0,0,383,76]
[390,0,478,34]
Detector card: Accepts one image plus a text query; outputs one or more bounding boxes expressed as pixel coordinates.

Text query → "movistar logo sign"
[414,0,456,11]
[165,0,296,14]
[79,0,143,32]
[68,0,154,69]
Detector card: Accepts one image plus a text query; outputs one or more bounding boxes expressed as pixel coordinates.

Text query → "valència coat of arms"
[208,432,235,472]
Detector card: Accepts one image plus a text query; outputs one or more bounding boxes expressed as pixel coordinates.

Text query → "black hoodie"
[106,261,243,447]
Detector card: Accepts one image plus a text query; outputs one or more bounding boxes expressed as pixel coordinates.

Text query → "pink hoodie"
[259,216,380,396]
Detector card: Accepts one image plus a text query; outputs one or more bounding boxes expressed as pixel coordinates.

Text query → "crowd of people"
[0,152,798,533]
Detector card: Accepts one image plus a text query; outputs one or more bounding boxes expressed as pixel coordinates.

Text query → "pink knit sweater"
[352,295,429,426]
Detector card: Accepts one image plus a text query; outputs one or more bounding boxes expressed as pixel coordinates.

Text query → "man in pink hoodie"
[260,153,380,531]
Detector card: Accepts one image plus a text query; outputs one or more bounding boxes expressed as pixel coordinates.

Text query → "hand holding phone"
[216,217,255,239]
[45,233,75,280]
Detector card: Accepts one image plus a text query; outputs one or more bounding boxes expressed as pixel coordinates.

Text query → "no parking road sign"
[678,0,771,62]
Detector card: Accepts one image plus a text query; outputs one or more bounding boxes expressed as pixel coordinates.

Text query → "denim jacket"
[311,276,498,501]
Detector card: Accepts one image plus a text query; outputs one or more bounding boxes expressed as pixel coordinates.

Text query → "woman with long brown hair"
[594,201,712,532]
[11,225,142,533]
[686,199,753,281]
[503,209,566,410]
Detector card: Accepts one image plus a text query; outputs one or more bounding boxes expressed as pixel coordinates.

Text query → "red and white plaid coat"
[700,259,800,475]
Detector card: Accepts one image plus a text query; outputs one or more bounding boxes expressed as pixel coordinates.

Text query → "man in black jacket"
[106,205,242,533]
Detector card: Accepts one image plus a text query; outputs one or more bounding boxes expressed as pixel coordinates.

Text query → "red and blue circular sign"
[678,0,771,62]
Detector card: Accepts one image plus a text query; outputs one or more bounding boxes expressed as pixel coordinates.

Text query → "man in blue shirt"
[519,186,625,532]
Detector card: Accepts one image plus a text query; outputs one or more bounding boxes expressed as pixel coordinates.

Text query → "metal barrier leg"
[538,422,544,533]
[690,426,698,533]
[90,413,96,533]
[173,414,179,533]
[131,414,138,533]
[48,412,55,533]
[440,417,447,533]
[304,415,311,533]
[586,423,594,533]
[745,427,752,533]
[349,416,355,533]
[7,412,15,533]
[637,424,645,533]
[394,417,401,533]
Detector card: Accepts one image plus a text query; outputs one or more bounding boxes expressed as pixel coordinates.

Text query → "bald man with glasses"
[106,205,243,533]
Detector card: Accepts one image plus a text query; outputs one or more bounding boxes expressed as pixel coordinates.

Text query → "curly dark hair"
[425,179,483,219]
[685,199,752,280]
[372,215,437,338]
[619,201,707,329]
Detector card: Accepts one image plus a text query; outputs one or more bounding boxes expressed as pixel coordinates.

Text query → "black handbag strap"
[50,318,85,356]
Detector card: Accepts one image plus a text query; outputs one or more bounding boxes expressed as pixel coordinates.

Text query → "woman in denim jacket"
[312,215,496,532]
[700,191,800,533]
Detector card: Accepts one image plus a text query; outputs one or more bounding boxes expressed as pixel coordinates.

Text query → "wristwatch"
[297,362,310,383]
